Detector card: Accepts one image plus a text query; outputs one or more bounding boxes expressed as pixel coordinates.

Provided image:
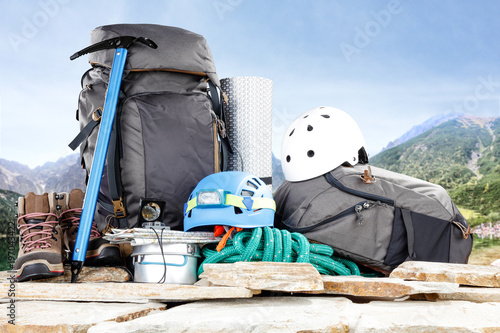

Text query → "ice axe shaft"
[70,36,157,283]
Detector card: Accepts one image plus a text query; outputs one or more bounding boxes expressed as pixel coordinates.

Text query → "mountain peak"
[382,112,463,151]
[371,116,499,188]
[0,154,85,195]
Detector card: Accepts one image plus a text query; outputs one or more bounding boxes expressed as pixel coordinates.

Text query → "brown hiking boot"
[14,192,64,282]
[59,189,121,266]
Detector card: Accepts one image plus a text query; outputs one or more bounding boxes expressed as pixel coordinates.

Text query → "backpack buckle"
[112,198,127,218]
[92,107,103,122]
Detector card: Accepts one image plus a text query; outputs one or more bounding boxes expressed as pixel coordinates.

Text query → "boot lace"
[60,208,101,238]
[18,212,59,252]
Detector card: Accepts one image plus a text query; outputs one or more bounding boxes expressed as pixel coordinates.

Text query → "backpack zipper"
[285,201,369,233]
[354,201,389,227]
[325,172,395,206]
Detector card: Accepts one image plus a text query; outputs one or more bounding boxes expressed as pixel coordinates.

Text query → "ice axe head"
[70,36,157,60]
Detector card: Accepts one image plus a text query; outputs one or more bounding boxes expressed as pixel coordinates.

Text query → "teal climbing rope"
[198,227,360,277]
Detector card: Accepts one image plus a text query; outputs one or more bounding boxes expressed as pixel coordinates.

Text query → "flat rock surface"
[316,275,458,298]
[0,266,131,283]
[1,301,166,333]
[354,300,500,332]
[88,297,500,332]
[89,297,352,333]
[390,261,500,287]
[411,286,500,302]
[0,282,254,303]
[199,262,324,291]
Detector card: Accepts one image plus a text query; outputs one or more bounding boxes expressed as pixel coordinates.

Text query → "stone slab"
[0,266,131,284]
[314,275,459,298]
[411,286,500,302]
[88,297,500,332]
[354,300,500,332]
[199,262,324,292]
[89,297,352,332]
[0,301,165,333]
[0,282,255,303]
[390,261,500,287]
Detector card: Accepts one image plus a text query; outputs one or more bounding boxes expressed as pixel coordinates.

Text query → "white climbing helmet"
[281,106,368,182]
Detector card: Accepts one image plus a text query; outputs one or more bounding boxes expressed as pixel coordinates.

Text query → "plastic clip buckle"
[112,198,127,218]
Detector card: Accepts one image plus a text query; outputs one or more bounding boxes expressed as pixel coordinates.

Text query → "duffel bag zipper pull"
[355,201,386,227]
[355,204,364,227]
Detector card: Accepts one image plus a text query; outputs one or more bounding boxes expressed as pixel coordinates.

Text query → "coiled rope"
[198,227,360,277]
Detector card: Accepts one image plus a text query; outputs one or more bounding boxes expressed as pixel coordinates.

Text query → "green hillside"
[371,116,500,226]
[0,189,20,235]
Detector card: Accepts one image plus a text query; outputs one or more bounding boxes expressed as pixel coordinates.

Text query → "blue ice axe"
[69,36,157,283]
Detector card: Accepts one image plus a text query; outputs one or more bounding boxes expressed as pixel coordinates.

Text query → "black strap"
[220,137,230,172]
[401,208,416,260]
[260,177,272,186]
[68,108,102,151]
[97,199,114,214]
[107,122,120,200]
[107,100,128,227]
[208,80,233,170]
[208,80,222,119]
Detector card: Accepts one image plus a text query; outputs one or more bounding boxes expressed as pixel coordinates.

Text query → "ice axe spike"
[70,36,157,60]
[70,36,157,283]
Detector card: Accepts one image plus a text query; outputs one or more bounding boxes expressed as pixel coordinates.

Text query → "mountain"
[0,189,19,235]
[371,115,500,224]
[272,153,285,190]
[0,154,86,195]
[382,113,462,151]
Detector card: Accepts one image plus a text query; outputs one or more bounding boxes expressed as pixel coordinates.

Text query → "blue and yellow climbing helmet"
[183,171,275,231]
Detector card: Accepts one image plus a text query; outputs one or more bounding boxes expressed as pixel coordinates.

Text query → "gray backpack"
[69,24,229,231]
[274,165,473,273]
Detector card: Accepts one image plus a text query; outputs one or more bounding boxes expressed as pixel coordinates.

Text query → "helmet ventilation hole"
[289,129,295,136]
[241,190,254,197]
[307,150,315,157]
[252,178,262,186]
[246,181,258,189]
[234,207,243,214]
[303,115,309,118]
[286,155,291,162]
[307,125,313,131]
[321,114,330,118]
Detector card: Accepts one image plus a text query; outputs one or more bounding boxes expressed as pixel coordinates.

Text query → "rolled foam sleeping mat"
[221,76,273,189]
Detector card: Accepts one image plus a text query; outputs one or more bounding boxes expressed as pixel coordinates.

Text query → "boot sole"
[15,259,64,282]
[85,244,122,267]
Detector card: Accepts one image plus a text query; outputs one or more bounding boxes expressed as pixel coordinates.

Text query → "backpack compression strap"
[68,108,103,151]
[208,80,233,171]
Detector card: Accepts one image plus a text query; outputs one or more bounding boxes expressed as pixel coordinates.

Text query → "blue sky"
[1,0,500,168]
